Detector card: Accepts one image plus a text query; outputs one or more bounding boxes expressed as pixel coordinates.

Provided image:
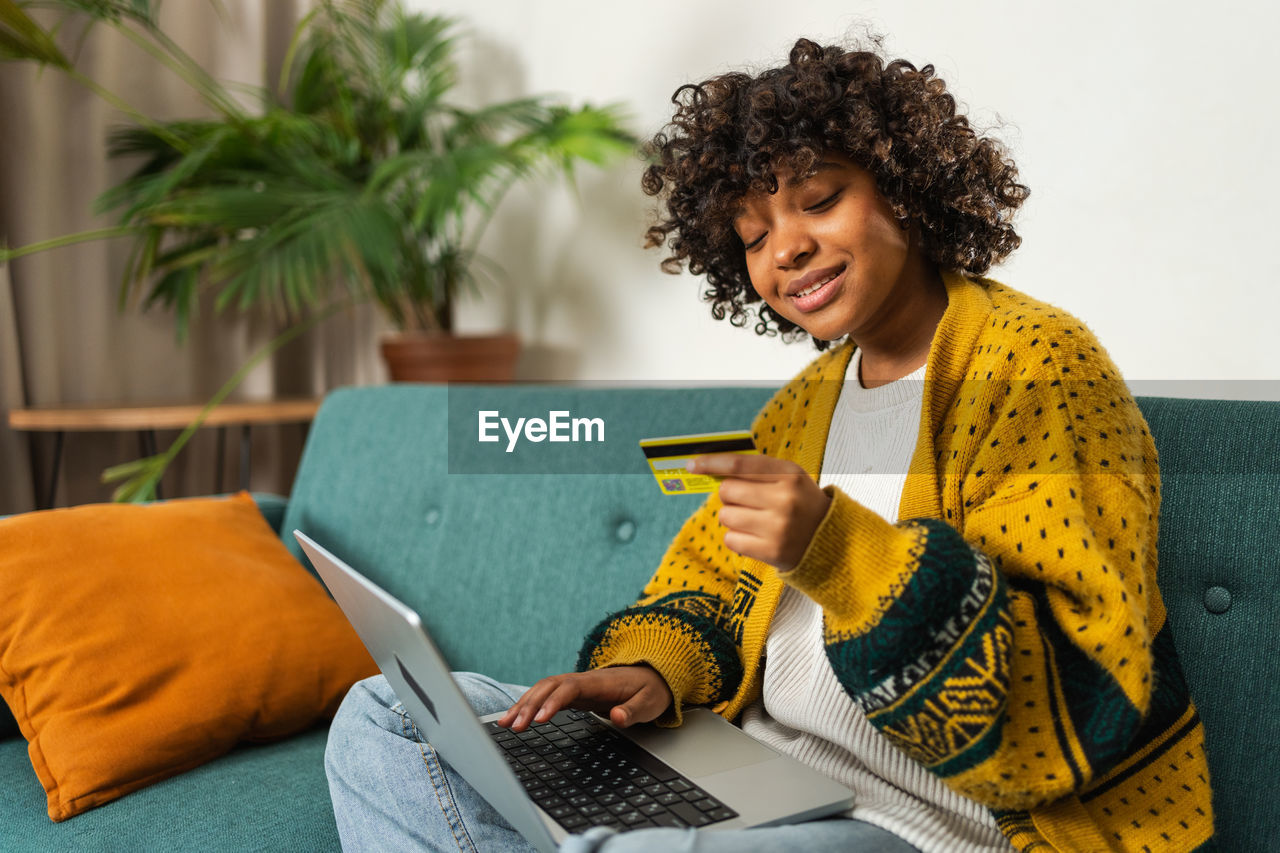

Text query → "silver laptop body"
[296,531,854,852]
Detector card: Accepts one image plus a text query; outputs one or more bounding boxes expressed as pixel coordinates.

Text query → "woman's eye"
[806,191,841,212]
[743,233,765,251]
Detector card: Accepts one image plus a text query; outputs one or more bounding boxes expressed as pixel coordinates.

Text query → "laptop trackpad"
[624,708,779,778]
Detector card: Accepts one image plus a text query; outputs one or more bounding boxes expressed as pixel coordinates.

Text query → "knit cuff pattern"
[576,600,743,727]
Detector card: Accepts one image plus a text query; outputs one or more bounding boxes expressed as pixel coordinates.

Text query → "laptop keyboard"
[484,708,739,834]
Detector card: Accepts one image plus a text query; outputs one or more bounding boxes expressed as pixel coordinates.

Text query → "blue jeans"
[326,673,921,853]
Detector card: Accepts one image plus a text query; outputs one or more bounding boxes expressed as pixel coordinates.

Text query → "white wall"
[412,0,1280,395]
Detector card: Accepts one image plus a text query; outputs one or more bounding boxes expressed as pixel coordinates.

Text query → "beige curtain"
[0,1,387,514]
[1,260,35,514]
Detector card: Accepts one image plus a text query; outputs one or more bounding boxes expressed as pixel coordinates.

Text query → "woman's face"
[731,152,922,345]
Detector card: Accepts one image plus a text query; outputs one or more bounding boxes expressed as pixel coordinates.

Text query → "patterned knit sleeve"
[783,374,1175,812]
[575,489,745,725]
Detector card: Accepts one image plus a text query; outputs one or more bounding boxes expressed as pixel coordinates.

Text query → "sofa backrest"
[1130,396,1280,850]
[280,384,772,687]
[280,385,1278,849]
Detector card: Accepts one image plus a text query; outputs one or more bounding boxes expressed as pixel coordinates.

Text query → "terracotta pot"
[380,332,520,382]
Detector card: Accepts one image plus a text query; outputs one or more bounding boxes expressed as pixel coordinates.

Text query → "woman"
[326,37,1216,853]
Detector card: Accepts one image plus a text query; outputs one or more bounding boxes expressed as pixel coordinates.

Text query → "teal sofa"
[1,384,1276,851]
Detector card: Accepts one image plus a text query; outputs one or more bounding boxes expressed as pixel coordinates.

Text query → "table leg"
[215,426,226,494]
[41,430,65,510]
[139,430,162,500]
[239,424,251,491]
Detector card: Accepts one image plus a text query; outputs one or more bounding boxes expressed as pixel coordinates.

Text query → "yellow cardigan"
[579,271,1215,852]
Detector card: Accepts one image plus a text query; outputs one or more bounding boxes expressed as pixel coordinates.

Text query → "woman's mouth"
[789,265,846,312]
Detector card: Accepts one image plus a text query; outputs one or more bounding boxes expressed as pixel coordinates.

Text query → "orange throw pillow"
[0,493,377,821]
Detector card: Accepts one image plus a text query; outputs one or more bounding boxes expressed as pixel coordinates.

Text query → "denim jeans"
[325,673,921,853]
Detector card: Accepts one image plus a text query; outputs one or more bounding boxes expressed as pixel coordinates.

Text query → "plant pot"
[380,332,520,382]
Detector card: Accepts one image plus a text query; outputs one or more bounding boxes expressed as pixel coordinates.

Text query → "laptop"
[295,530,854,851]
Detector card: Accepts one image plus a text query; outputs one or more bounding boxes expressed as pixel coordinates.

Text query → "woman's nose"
[772,217,816,268]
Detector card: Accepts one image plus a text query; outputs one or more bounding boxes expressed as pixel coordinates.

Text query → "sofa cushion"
[0,492,285,749]
[0,493,377,821]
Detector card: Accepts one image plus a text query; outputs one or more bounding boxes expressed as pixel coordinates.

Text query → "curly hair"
[642,36,1030,348]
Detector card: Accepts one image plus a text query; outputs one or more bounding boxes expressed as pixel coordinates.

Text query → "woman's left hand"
[689,453,831,573]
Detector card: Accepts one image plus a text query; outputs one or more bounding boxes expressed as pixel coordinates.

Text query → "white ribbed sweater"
[739,348,1010,852]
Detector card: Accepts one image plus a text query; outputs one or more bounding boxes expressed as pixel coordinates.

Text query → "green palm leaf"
[0,0,71,66]
[6,0,638,339]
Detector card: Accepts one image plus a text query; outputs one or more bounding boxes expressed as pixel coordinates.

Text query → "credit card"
[638,430,757,495]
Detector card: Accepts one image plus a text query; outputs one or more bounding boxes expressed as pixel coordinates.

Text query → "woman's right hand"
[496,665,673,732]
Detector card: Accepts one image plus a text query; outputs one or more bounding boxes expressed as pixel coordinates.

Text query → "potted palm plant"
[1,0,636,496]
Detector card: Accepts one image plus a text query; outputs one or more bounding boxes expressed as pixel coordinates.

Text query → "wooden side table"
[7,399,321,508]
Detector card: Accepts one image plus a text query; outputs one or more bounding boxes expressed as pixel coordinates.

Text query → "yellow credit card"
[638,430,757,495]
